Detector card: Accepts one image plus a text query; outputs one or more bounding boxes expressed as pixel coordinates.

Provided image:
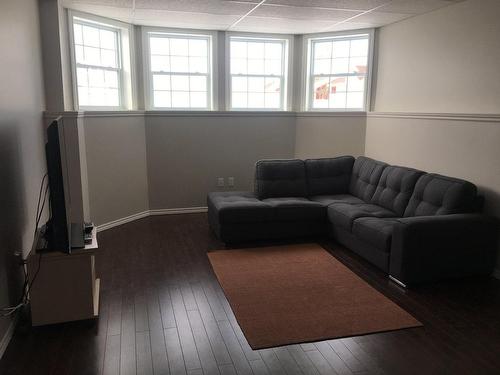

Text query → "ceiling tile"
[132,9,239,29]
[233,16,335,34]
[380,0,461,14]
[262,0,390,11]
[250,4,361,21]
[352,11,413,24]
[134,0,254,15]
[62,0,133,7]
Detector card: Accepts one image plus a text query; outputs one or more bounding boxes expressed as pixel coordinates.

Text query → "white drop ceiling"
[61,0,465,34]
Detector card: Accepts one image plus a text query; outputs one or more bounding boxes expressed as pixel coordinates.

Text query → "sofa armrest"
[389,214,498,285]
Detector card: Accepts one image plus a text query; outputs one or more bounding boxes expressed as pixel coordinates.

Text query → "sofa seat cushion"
[309,194,364,206]
[208,191,274,224]
[262,197,326,221]
[349,156,387,202]
[352,218,400,252]
[255,159,307,199]
[404,173,477,217]
[305,156,355,196]
[328,203,398,231]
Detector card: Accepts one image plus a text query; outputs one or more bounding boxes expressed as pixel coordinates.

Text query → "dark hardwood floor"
[1,213,500,375]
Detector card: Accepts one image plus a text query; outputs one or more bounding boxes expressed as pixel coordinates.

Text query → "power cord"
[1,173,49,317]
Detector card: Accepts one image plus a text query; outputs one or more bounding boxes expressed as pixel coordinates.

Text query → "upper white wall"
[0,0,46,347]
[372,0,500,114]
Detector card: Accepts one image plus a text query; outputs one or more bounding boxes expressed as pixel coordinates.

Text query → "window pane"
[172,91,189,107]
[75,45,84,63]
[313,76,329,108]
[330,76,347,93]
[105,70,119,88]
[331,58,349,74]
[88,69,105,87]
[150,37,169,55]
[232,92,247,108]
[88,88,105,105]
[78,87,89,106]
[154,91,171,107]
[265,43,282,59]
[189,57,207,73]
[247,59,265,75]
[82,25,100,47]
[171,75,189,91]
[314,42,332,59]
[84,46,100,65]
[151,55,170,72]
[265,77,280,93]
[314,59,330,75]
[248,77,264,93]
[171,56,189,72]
[265,93,280,108]
[190,75,207,92]
[248,42,264,59]
[101,49,117,68]
[77,67,88,86]
[350,39,368,57]
[74,24,83,45]
[153,75,171,90]
[232,77,247,92]
[349,56,367,74]
[190,92,206,108]
[265,59,281,75]
[346,92,364,108]
[330,92,346,109]
[170,38,189,56]
[100,30,116,50]
[231,41,247,58]
[347,75,365,92]
[332,41,350,58]
[231,58,247,74]
[189,39,207,56]
[104,88,119,106]
[248,93,265,108]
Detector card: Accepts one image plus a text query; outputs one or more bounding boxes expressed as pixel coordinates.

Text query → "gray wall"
[294,114,366,159]
[84,114,149,225]
[0,0,46,348]
[146,114,296,210]
[366,0,500,268]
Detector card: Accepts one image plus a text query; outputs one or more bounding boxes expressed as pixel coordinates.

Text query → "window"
[307,32,372,111]
[229,36,289,110]
[145,31,213,109]
[69,12,134,110]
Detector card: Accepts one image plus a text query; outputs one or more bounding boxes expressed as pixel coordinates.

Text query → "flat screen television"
[45,117,83,252]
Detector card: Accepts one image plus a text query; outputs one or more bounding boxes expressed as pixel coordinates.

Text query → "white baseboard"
[493,268,500,280]
[97,207,208,232]
[0,315,17,360]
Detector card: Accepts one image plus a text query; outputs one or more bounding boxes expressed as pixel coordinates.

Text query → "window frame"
[226,32,293,112]
[304,29,374,112]
[68,10,135,111]
[142,27,217,111]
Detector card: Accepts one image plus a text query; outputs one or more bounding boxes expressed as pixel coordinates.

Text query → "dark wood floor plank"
[135,292,150,333]
[248,359,270,375]
[219,363,238,375]
[191,283,232,366]
[259,348,286,375]
[170,286,202,371]
[314,341,353,375]
[120,294,137,375]
[147,290,170,375]
[103,335,121,375]
[107,291,123,337]
[164,327,187,375]
[272,347,303,375]
[159,285,177,329]
[304,350,338,375]
[328,339,366,373]
[299,344,316,352]
[287,345,320,375]
[187,309,220,375]
[136,330,154,375]
[217,320,253,375]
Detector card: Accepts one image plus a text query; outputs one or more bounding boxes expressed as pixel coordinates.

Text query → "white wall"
[294,114,366,159]
[372,0,500,114]
[367,0,500,268]
[146,113,296,209]
[0,0,46,351]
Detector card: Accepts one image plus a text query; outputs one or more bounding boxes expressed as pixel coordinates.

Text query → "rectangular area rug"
[208,243,422,349]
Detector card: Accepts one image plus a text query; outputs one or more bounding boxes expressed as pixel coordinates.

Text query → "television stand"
[27,227,100,326]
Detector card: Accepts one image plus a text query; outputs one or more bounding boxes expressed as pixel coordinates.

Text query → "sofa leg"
[389,275,407,288]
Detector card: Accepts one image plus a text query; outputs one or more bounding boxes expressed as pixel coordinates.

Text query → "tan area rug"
[208,243,422,349]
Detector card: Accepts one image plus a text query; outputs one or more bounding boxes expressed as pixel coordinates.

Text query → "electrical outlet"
[228,177,235,187]
[217,177,225,187]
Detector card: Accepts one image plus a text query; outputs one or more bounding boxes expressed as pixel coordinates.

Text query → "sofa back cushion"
[255,159,307,199]
[370,166,424,216]
[349,157,387,202]
[404,173,477,217]
[305,156,354,196]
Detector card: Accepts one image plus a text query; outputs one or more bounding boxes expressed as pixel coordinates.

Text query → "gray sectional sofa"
[207,156,498,285]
